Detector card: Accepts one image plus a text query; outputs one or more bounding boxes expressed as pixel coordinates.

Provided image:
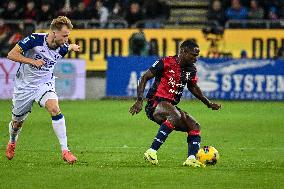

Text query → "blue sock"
[187,130,201,157]
[150,120,174,151]
[52,113,63,120]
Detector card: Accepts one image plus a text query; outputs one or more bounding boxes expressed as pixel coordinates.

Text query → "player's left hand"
[129,100,143,115]
[207,102,222,110]
[69,44,80,52]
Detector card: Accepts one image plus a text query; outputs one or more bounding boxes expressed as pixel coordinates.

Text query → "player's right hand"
[129,100,143,115]
[208,102,222,110]
[31,59,45,68]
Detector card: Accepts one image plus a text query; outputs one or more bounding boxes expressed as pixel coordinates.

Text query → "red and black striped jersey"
[146,56,198,105]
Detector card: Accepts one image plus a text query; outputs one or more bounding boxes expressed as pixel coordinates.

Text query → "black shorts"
[145,97,176,124]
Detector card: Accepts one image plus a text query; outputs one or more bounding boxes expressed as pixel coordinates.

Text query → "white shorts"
[12,82,58,122]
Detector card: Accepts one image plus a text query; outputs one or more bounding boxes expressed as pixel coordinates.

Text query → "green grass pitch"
[0,100,284,189]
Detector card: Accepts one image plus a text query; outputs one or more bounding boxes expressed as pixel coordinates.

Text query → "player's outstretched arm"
[7,45,44,68]
[68,44,80,52]
[129,70,155,115]
[187,82,221,110]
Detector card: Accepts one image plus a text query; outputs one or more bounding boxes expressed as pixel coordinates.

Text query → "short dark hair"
[180,40,198,50]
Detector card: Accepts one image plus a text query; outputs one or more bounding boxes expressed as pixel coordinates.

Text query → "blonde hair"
[50,16,73,31]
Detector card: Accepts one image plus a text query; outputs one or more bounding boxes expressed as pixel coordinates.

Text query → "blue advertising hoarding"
[106,57,284,100]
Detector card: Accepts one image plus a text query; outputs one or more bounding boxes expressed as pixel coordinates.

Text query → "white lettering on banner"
[229,92,283,100]
[244,75,254,92]
[221,75,231,91]
[221,74,284,93]
[126,70,283,98]
[204,91,226,98]
[197,59,274,92]
[277,76,284,92]
[187,90,283,100]
[255,75,265,92]
[127,71,138,96]
[233,74,243,92]
[266,75,276,92]
[184,91,227,99]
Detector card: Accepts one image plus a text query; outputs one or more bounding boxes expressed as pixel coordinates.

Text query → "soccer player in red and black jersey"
[129,40,221,167]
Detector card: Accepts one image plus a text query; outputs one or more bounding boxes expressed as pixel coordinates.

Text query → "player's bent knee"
[47,106,61,116]
[152,111,166,123]
[195,123,201,130]
[45,100,60,115]
[167,114,182,128]
[190,122,201,131]
[52,108,61,116]
[152,111,163,119]
[12,121,23,129]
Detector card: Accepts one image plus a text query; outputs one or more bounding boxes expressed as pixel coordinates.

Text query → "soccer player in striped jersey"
[5,16,80,164]
[129,40,222,167]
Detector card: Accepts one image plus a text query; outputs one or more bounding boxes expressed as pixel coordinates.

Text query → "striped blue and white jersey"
[14,33,69,89]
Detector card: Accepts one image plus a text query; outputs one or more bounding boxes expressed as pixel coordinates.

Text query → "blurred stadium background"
[0,0,284,188]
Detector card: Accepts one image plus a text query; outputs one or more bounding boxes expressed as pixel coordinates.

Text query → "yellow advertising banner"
[66,29,284,70]
[67,29,135,70]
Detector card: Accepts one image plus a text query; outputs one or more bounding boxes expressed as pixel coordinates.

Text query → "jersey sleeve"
[149,59,164,75]
[17,34,40,53]
[58,43,69,57]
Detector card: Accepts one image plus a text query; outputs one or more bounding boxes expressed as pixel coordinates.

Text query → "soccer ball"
[196,146,219,165]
